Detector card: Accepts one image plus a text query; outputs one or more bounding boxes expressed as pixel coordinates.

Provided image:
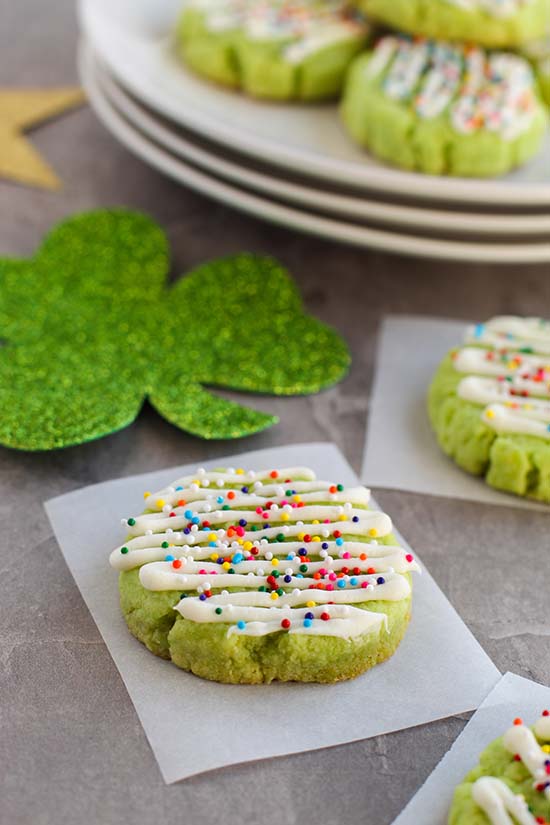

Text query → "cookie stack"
[176,0,549,177]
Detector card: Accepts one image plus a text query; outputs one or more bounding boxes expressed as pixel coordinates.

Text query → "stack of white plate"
[79,0,550,262]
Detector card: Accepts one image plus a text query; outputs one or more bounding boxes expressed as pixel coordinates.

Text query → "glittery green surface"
[0,209,350,449]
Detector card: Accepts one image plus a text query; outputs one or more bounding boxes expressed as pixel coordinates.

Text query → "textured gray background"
[1,2,549,824]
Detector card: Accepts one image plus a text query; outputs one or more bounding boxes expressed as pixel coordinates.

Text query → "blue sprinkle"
[175,486,183,491]
[216,496,224,504]
[241,486,249,493]
[183,528,190,535]
[284,575,292,583]
[547,424,550,432]
[305,611,314,620]
[237,620,246,630]
[165,554,175,562]
[377,576,385,585]
[303,618,312,628]
[199,593,207,601]
[238,519,247,527]
[209,541,217,548]
[322,542,328,550]
[217,558,224,564]
[473,323,485,339]
[350,577,358,586]
[296,573,304,579]
[184,509,193,519]
[337,579,346,588]
[298,548,307,556]
[232,553,243,564]
[335,537,344,546]
[191,516,200,525]
[352,516,359,523]
[286,554,294,560]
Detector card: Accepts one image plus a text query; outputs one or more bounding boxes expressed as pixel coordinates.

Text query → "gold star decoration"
[0,88,85,190]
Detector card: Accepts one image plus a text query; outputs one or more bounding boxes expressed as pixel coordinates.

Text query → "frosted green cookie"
[428,316,550,503]
[176,0,369,100]
[448,713,550,824]
[341,36,548,177]
[110,465,419,684]
[356,0,550,49]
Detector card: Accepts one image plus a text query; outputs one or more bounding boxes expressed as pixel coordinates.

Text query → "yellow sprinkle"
[543,745,550,753]
[236,468,244,475]
[312,535,320,542]
[270,592,279,600]
[524,404,533,411]
[208,533,217,542]
[505,401,513,407]
[271,558,279,566]
[368,528,378,538]
[143,491,151,499]
[312,519,319,525]
[281,513,290,522]
[306,600,315,608]
[293,495,302,503]
[243,541,252,551]
[339,514,347,521]
[192,480,199,486]
[237,538,244,545]
[485,409,496,420]
[297,532,305,541]
[222,561,230,570]
[210,553,219,561]
[156,499,165,509]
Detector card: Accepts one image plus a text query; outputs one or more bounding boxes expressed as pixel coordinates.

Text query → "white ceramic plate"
[94,53,550,238]
[79,0,550,207]
[80,42,550,263]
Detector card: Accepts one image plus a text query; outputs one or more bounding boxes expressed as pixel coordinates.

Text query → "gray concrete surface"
[1,2,549,823]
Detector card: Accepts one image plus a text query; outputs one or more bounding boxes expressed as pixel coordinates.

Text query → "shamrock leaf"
[0,209,350,450]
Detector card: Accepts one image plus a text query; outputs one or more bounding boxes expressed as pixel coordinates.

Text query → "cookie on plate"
[176,0,369,100]
[341,35,548,177]
[356,0,550,49]
[429,316,550,503]
[449,713,550,824]
[109,465,419,683]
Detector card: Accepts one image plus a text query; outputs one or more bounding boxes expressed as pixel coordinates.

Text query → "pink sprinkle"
[342,552,351,559]
[361,582,368,589]
[326,584,334,592]
[236,526,245,537]
[262,512,269,519]
[255,507,263,514]
[328,572,337,582]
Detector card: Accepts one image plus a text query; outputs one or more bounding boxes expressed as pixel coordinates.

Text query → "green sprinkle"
[258,585,266,592]
[228,568,235,574]
[161,541,169,548]
[276,588,284,596]
[337,484,344,492]
[271,570,280,578]
[179,593,186,599]
[120,546,129,554]
[215,607,223,615]
[222,505,230,511]
[127,518,136,526]
[299,563,308,573]
[276,533,285,542]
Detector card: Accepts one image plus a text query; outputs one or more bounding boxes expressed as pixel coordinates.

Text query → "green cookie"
[523,38,550,105]
[356,0,550,49]
[448,715,550,824]
[110,465,419,683]
[341,36,548,177]
[428,316,550,503]
[176,0,369,100]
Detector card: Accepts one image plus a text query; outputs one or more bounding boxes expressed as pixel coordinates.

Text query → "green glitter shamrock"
[0,209,350,449]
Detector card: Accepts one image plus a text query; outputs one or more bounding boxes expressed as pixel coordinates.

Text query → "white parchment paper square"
[362,315,550,512]
[393,672,550,825]
[45,442,500,784]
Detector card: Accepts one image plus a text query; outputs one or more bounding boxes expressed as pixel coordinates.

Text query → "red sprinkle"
[281,618,291,629]
[172,559,182,569]
[320,612,330,621]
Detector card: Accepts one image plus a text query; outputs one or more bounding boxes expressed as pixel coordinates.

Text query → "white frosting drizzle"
[444,0,533,18]
[452,317,550,440]
[372,36,537,139]
[110,466,419,639]
[188,0,367,63]
[470,713,550,825]
[472,777,538,825]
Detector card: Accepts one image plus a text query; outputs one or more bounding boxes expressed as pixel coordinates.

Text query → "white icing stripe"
[503,723,550,798]
[452,317,550,441]
[535,714,550,740]
[472,777,537,825]
[375,36,537,139]
[444,0,533,18]
[110,466,418,639]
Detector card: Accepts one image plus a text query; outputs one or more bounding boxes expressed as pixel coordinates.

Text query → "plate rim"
[93,51,550,237]
[79,0,550,208]
[80,41,550,264]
